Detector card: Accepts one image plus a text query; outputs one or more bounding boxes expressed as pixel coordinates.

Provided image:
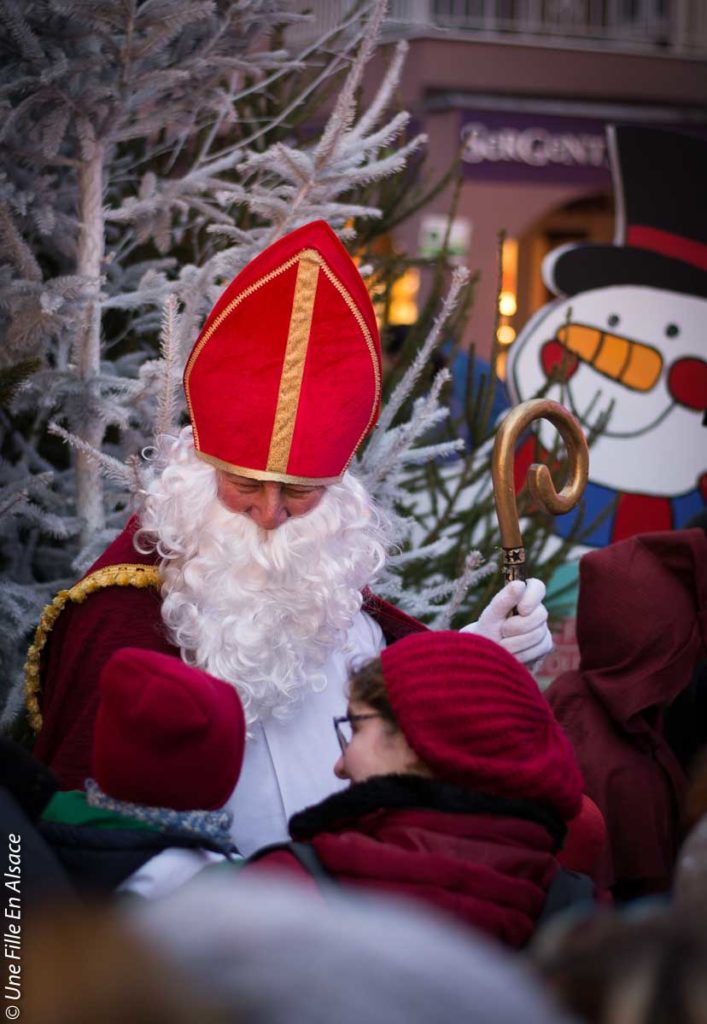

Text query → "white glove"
[461,578,553,668]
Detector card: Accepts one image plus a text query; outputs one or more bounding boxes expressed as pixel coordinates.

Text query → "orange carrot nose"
[557,323,662,392]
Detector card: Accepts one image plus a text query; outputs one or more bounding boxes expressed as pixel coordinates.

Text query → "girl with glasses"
[246,631,605,948]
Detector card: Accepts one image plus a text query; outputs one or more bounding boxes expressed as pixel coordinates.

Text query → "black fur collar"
[289,774,567,850]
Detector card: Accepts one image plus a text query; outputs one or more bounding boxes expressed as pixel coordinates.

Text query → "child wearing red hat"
[246,631,594,948]
[39,648,245,899]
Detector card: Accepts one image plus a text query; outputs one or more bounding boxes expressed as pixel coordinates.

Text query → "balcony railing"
[286,0,707,56]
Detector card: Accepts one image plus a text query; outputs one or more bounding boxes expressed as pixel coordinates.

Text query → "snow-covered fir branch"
[47,423,137,489]
[370,265,471,445]
[352,262,496,620]
[363,370,456,490]
[431,552,497,629]
[153,294,183,439]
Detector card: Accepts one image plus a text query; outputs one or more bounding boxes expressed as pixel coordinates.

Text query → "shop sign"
[460,110,610,184]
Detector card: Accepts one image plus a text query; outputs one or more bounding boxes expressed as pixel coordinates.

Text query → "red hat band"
[626,225,707,273]
[184,221,382,485]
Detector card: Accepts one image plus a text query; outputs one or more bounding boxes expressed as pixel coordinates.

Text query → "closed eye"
[285,487,319,498]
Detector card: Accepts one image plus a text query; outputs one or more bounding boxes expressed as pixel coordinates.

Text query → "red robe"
[546,528,707,897]
[32,517,426,789]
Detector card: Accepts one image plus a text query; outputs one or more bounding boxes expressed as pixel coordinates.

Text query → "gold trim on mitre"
[266,252,320,474]
[195,450,344,487]
[320,261,381,473]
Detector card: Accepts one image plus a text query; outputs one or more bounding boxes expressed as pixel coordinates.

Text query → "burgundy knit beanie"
[92,648,245,811]
[381,631,583,821]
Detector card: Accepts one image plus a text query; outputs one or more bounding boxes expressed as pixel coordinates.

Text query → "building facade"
[293,1,707,367]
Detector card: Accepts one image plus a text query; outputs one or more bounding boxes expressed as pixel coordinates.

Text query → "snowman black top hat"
[544,124,707,300]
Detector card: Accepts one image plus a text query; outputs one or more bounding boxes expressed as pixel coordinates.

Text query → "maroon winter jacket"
[546,528,707,898]
[245,773,574,948]
[31,518,425,789]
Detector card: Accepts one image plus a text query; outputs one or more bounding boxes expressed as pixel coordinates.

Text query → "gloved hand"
[460,578,553,668]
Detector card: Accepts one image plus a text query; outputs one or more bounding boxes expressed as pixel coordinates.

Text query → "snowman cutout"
[507,124,707,547]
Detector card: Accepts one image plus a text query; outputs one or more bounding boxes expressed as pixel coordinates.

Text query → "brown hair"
[347,657,398,726]
[347,657,432,776]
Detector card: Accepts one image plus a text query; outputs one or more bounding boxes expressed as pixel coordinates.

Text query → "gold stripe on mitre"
[266,251,321,474]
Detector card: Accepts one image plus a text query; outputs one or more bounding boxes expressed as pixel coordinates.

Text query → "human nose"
[251,484,288,530]
[334,754,348,780]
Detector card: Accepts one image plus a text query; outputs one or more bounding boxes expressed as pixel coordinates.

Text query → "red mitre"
[184,220,382,484]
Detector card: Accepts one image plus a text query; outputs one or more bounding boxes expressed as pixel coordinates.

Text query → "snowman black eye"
[665,323,680,338]
[607,314,620,327]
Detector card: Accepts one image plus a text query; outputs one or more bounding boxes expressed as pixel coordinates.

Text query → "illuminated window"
[389,268,420,325]
[497,237,518,353]
[499,291,517,317]
[498,238,518,318]
[496,324,516,345]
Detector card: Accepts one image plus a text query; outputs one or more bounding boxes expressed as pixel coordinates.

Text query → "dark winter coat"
[39,791,235,897]
[39,821,224,896]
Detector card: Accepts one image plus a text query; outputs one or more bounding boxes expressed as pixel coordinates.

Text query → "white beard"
[135,430,391,727]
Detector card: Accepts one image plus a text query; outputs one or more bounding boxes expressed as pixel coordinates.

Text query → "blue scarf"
[85,779,237,855]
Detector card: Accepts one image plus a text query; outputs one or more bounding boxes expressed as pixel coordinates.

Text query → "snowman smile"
[564,377,674,439]
[539,321,672,439]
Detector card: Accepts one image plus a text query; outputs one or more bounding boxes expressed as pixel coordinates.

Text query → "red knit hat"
[184,220,382,485]
[92,648,246,811]
[380,632,583,821]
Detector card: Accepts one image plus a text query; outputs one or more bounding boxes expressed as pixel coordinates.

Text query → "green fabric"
[42,790,159,832]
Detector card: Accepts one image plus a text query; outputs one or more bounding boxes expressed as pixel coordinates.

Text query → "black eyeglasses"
[333,713,381,754]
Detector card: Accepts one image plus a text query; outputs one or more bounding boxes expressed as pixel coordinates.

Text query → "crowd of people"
[5,221,707,1022]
